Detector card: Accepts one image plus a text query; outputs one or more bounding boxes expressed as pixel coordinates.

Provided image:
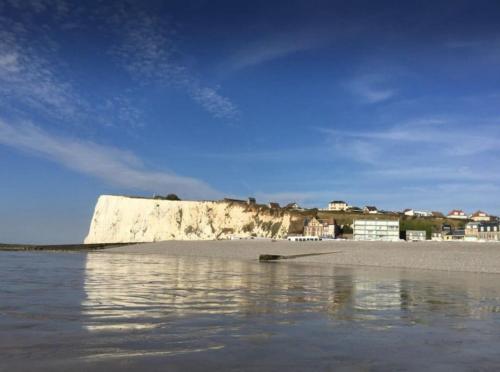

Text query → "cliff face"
[84,195,303,243]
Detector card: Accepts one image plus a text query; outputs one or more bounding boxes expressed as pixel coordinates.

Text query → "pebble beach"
[104,239,500,274]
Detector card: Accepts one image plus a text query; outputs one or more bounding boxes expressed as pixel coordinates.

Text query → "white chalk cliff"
[84,195,303,243]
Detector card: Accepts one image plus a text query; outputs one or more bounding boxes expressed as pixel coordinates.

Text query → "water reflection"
[82,253,500,330]
[3,251,500,371]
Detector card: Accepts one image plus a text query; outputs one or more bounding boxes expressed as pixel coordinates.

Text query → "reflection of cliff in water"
[82,254,349,332]
[82,253,500,333]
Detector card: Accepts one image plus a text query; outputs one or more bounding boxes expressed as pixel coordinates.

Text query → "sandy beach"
[104,239,500,274]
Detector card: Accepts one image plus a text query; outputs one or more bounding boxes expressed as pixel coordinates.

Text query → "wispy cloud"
[1,0,69,17]
[111,13,180,81]
[189,85,239,119]
[0,24,85,122]
[98,94,144,129]
[0,119,219,199]
[319,117,500,205]
[323,118,500,162]
[111,12,238,120]
[0,2,237,126]
[228,29,330,71]
[445,40,485,49]
[330,138,382,165]
[345,74,396,103]
[0,4,141,129]
[367,166,500,182]
[443,37,500,66]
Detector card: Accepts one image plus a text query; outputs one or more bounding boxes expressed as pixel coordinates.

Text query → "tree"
[165,193,180,201]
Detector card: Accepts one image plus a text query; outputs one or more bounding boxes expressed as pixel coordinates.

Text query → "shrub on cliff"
[242,222,255,232]
[165,194,181,200]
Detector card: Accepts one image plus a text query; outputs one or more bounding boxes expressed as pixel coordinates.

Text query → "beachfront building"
[268,202,280,209]
[432,224,453,240]
[465,221,481,238]
[465,221,500,241]
[303,217,338,238]
[363,206,379,214]
[443,228,465,241]
[464,222,480,241]
[405,230,427,241]
[353,219,400,241]
[303,217,324,237]
[431,232,443,241]
[328,200,348,211]
[447,209,467,220]
[470,210,491,222]
[478,222,500,241]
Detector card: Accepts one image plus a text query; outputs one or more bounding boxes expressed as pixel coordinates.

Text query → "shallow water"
[1,251,500,371]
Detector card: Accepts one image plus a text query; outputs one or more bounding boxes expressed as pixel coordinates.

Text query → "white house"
[469,210,490,222]
[363,206,379,214]
[447,209,467,220]
[403,209,432,217]
[405,230,427,241]
[328,200,348,211]
[465,221,481,237]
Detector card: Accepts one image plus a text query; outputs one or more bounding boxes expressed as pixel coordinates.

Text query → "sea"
[1,251,500,371]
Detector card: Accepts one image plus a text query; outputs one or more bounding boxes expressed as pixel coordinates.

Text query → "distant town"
[267,199,500,243]
[146,194,500,243]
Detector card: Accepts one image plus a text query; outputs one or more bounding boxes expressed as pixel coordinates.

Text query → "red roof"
[448,209,465,215]
[471,210,489,217]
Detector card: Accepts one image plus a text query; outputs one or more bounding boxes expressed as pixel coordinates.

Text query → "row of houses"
[300,218,500,242]
[226,198,496,223]
[327,200,496,222]
[229,198,497,242]
[430,221,500,242]
[403,209,495,221]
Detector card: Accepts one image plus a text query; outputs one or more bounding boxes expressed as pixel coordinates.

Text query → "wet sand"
[106,239,500,274]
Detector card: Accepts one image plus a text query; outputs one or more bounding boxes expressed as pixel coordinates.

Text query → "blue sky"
[1,0,500,243]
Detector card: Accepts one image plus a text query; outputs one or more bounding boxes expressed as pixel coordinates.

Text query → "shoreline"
[4,239,500,274]
[0,242,135,252]
[101,239,500,274]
